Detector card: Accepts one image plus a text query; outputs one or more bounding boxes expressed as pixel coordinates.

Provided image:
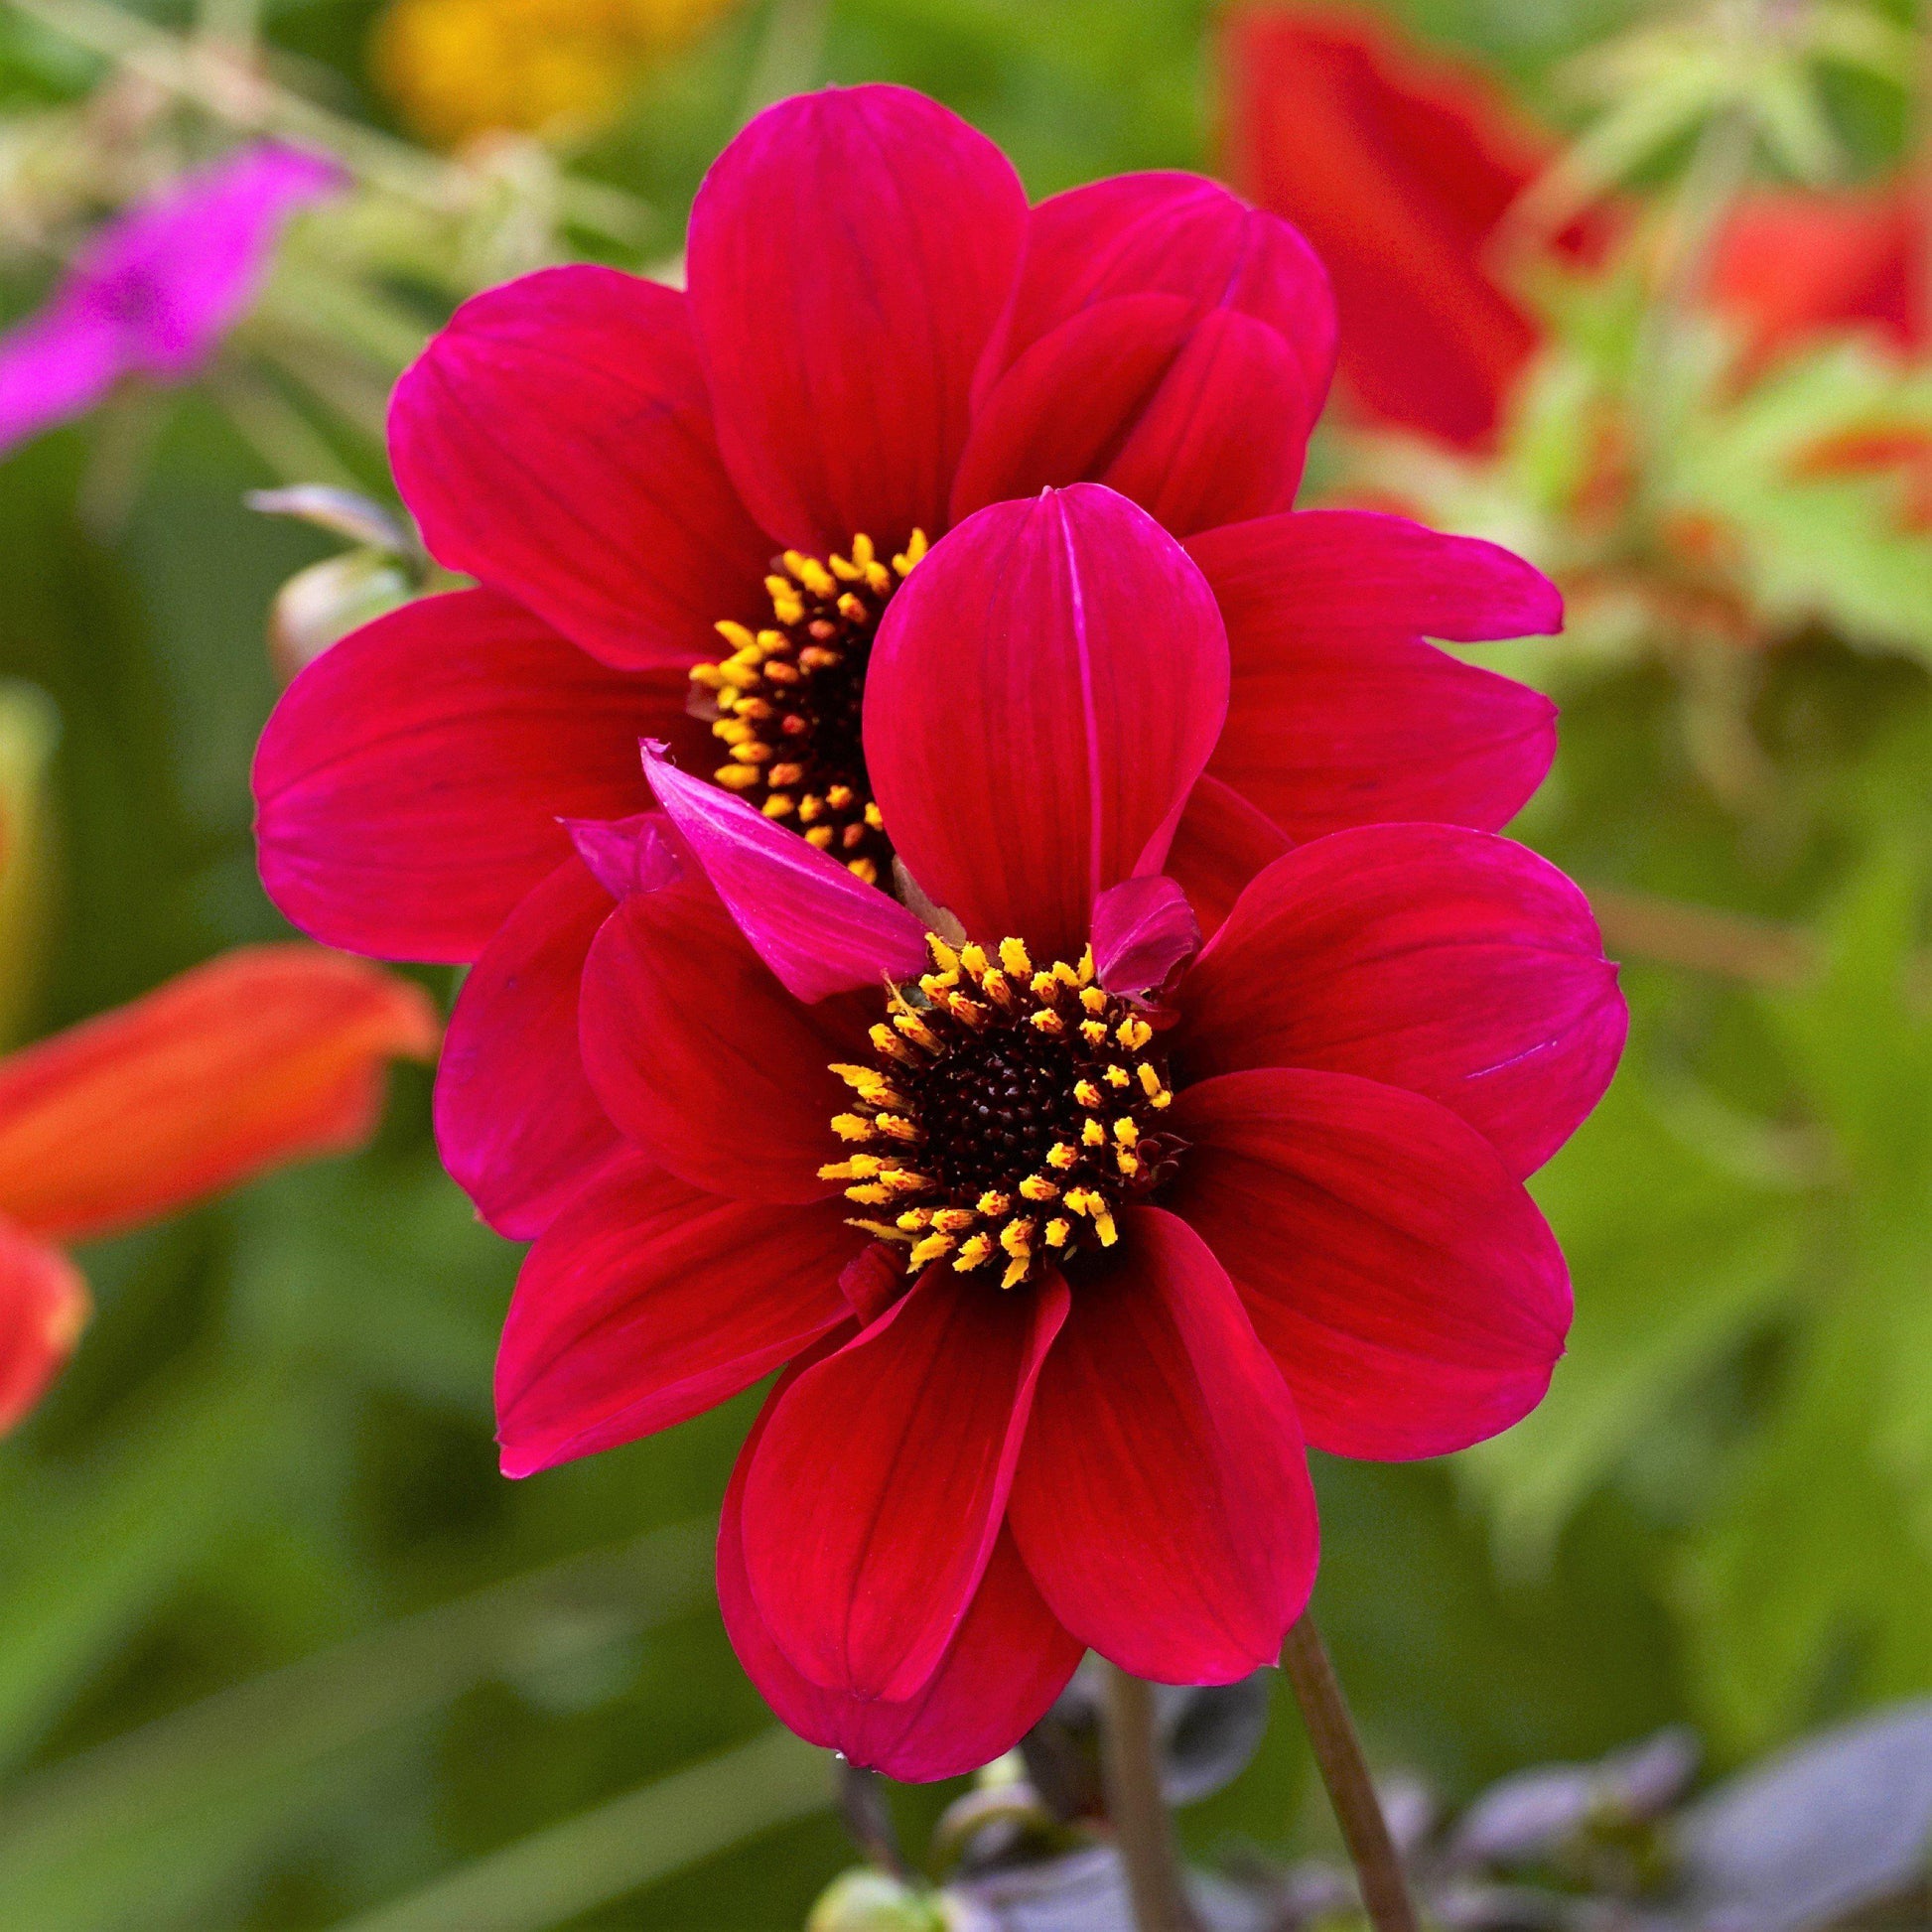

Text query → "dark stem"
[1098,1663,1198,1932]
[1280,1613,1418,1932]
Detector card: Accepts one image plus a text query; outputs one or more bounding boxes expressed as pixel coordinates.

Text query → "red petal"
[1188,507,1563,639]
[389,267,771,672]
[1712,185,1926,368]
[721,1350,1081,1781]
[687,85,1028,554]
[434,858,621,1241]
[1188,512,1558,840]
[1167,1067,1572,1459]
[254,590,688,962]
[950,294,1197,520]
[1097,308,1313,535]
[960,173,1334,531]
[1008,1210,1316,1683]
[977,171,1335,425]
[740,1266,1068,1701]
[1164,775,1292,938]
[0,946,438,1244]
[1176,825,1624,1177]
[867,484,1228,961]
[1219,7,1552,447]
[839,1242,906,1325]
[495,1151,856,1476]
[0,1222,88,1435]
[643,743,928,1002]
[579,874,863,1204]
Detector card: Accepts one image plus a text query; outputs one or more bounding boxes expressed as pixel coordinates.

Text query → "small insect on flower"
[484,485,1624,1782]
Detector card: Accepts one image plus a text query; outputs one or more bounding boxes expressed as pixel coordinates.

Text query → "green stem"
[1098,1664,1197,1932]
[1280,1614,1417,1932]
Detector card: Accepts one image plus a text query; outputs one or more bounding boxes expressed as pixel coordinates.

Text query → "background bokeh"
[0,0,1927,1925]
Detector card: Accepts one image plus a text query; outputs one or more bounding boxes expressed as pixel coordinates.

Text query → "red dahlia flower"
[486,486,1624,1778]
[253,81,1567,1242]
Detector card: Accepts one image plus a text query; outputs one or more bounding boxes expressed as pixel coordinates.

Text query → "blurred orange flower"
[0,944,440,1432]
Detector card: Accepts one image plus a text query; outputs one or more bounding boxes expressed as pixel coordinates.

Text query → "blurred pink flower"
[0,142,345,455]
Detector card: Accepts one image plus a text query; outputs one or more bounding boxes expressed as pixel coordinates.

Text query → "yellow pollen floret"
[1045,1217,1071,1248]
[897,1207,932,1230]
[848,858,880,887]
[1114,1119,1140,1146]
[1105,1065,1132,1087]
[1030,1009,1065,1035]
[1076,945,1096,984]
[959,943,990,977]
[714,620,758,651]
[1116,1148,1143,1177]
[818,1153,883,1180]
[831,1114,872,1140]
[1080,1020,1109,1046]
[1079,987,1108,1014]
[932,1207,978,1234]
[977,1191,1011,1216]
[953,1232,995,1271]
[1138,1063,1166,1098]
[1019,1174,1059,1201]
[925,933,960,974]
[1001,1257,1031,1291]
[909,1233,956,1267]
[1046,1143,1077,1170]
[1082,1119,1106,1148]
[999,938,1032,977]
[873,1113,920,1142]
[804,826,835,849]
[1000,1218,1034,1257]
[1094,1209,1119,1247]
[1116,1017,1154,1051]
[761,794,796,819]
[1073,1080,1102,1109]
[845,1183,894,1205]
[893,528,929,575]
[714,764,761,791]
[869,1025,918,1066]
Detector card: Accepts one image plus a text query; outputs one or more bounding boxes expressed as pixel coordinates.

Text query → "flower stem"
[1098,1663,1197,1932]
[1280,1613,1417,1932]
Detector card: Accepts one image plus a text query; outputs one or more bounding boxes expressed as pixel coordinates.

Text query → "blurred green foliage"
[0,0,1927,1926]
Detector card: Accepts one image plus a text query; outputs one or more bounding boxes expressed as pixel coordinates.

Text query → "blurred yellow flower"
[373,0,738,147]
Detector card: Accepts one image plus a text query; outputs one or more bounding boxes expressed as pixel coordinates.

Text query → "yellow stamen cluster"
[689,530,927,886]
[821,933,1178,1289]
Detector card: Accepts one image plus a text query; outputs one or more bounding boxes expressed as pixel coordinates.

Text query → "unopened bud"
[805,1867,948,1932]
[268,552,415,680]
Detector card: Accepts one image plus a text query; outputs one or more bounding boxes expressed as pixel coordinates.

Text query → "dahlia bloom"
[0,144,345,456]
[1222,4,1927,447]
[0,944,438,1432]
[254,80,1568,1241]
[488,485,1624,1778]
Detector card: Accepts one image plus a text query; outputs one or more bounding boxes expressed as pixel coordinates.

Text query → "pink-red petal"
[254,590,685,962]
[1090,875,1199,1000]
[867,484,1228,961]
[687,85,1028,555]
[1187,511,1558,841]
[389,267,771,672]
[434,858,621,1241]
[579,874,864,1204]
[721,1348,1080,1781]
[1008,1209,1316,1683]
[642,743,928,1002]
[1166,1067,1571,1460]
[740,1265,1068,1701]
[1176,826,1624,1177]
[495,1151,857,1476]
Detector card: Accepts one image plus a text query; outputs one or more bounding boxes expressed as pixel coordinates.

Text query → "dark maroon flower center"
[822,934,1181,1288]
[690,531,926,888]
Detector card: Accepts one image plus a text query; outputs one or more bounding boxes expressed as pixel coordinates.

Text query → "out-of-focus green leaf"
[329,1728,832,1932]
[0,1525,715,1930]
[1464,1069,1807,1573]
[0,1360,286,1769]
